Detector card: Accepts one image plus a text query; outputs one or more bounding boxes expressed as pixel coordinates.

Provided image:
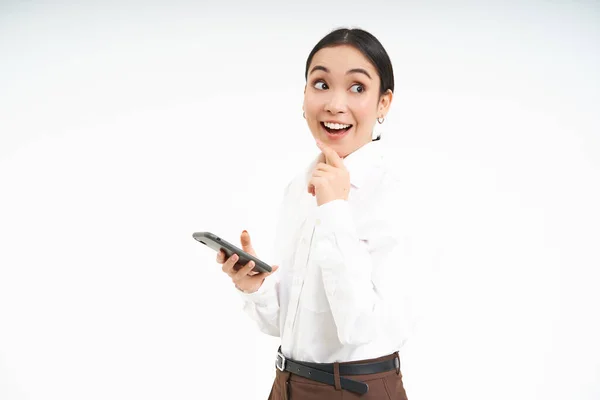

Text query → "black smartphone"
[192,231,273,274]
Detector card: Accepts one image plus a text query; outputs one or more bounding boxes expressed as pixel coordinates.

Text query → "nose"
[325,90,347,114]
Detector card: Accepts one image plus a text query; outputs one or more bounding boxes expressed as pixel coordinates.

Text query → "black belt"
[275,349,400,395]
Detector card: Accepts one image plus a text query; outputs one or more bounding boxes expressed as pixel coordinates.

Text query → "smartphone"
[193,231,273,274]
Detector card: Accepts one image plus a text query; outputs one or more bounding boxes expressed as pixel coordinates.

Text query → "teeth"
[324,122,351,130]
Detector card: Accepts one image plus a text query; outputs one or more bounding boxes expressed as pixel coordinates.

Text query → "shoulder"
[355,158,404,233]
[367,155,403,204]
[282,153,321,197]
[282,170,305,199]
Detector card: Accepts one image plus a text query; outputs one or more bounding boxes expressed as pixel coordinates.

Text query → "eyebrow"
[309,65,372,80]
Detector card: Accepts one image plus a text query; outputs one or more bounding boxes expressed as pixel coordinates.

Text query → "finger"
[316,152,326,164]
[312,170,333,179]
[315,162,336,172]
[221,253,239,276]
[316,140,344,168]
[310,154,327,196]
[308,175,326,195]
[248,265,280,283]
[216,249,225,264]
[240,230,256,256]
[323,148,344,168]
[233,260,256,282]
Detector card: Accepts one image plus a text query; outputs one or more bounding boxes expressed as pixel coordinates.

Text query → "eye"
[350,84,364,93]
[313,80,328,90]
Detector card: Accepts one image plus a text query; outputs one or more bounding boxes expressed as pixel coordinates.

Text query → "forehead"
[309,44,377,76]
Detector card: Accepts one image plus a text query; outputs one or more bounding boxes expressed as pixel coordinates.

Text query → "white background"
[1,1,599,399]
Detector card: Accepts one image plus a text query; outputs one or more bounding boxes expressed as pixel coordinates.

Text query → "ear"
[377,89,393,118]
[302,85,307,113]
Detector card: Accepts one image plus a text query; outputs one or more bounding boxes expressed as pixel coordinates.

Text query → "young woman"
[217,27,412,400]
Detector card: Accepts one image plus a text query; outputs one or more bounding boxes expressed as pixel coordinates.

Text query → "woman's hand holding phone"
[216,230,279,294]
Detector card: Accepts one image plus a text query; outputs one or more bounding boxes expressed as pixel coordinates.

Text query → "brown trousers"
[267,352,408,400]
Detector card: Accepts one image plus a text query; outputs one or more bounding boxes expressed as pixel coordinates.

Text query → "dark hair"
[304,28,395,96]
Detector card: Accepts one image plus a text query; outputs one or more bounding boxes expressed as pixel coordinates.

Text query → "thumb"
[240,230,256,255]
[317,152,326,164]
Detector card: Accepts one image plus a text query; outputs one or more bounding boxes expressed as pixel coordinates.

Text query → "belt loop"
[333,362,342,391]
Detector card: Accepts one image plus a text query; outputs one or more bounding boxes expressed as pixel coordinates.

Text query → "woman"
[217,27,413,399]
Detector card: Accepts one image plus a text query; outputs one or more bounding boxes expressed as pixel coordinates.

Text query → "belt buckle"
[276,351,286,371]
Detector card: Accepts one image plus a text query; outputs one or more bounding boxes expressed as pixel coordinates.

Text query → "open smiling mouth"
[320,121,353,135]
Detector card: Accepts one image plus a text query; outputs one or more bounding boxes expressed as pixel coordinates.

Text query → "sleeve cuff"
[238,276,276,306]
[314,199,358,237]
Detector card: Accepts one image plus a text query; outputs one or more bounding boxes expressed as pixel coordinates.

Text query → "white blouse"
[239,140,419,364]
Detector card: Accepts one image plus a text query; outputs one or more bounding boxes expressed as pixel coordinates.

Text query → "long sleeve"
[237,180,294,337]
[239,273,281,336]
[311,180,418,346]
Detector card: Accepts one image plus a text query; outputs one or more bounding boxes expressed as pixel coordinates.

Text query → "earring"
[303,111,306,119]
[377,116,385,124]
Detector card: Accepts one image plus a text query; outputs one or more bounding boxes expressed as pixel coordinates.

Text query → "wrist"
[235,285,251,294]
